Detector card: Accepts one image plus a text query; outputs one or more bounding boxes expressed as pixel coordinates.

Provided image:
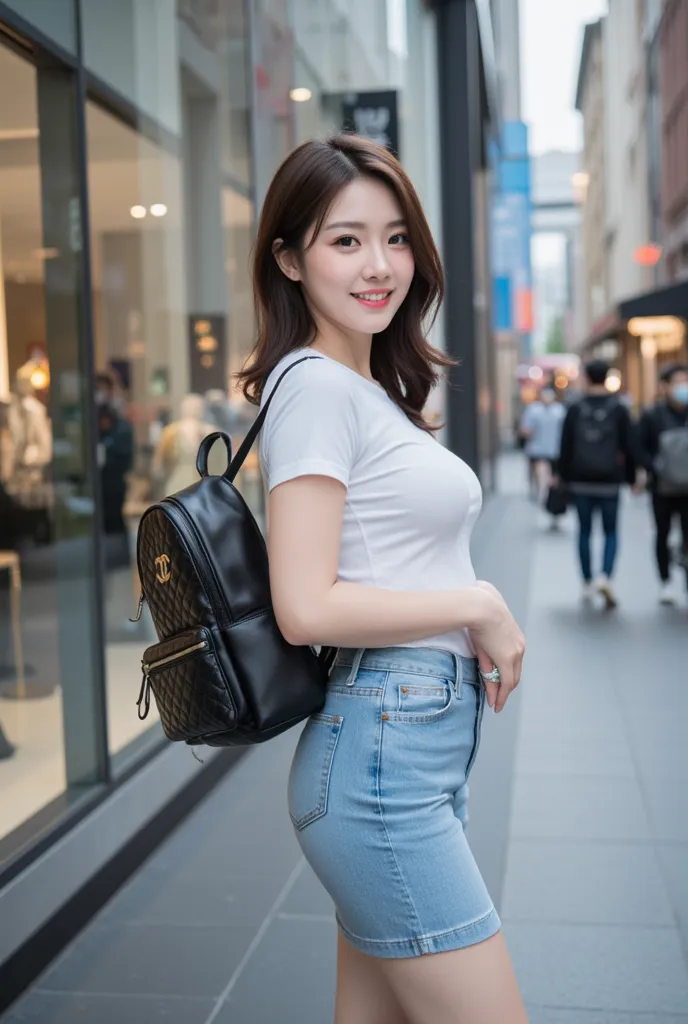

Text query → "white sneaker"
[659,581,676,606]
[596,574,618,608]
[582,581,595,602]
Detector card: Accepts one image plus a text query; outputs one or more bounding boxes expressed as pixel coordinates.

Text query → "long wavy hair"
[236,134,453,432]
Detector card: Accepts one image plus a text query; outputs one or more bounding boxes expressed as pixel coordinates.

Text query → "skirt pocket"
[288,713,343,830]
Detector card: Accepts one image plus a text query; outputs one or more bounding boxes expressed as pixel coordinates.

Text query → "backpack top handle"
[195,355,323,485]
[196,432,233,478]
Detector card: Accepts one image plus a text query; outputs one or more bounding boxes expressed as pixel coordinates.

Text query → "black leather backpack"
[134,355,334,746]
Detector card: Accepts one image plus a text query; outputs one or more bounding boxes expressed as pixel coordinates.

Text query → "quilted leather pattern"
[138,508,210,640]
[148,640,235,741]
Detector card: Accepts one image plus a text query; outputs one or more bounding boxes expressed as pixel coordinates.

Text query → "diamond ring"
[480,666,501,685]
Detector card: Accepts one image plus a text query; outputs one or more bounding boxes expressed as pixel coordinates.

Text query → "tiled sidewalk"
[3,458,687,1023]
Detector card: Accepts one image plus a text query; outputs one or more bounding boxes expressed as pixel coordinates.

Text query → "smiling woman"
[237,134,451,433]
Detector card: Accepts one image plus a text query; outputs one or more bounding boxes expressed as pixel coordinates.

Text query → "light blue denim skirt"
[287,646,501,959]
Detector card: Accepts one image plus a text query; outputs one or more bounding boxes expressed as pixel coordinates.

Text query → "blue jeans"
[572,493,620,581]
[288,646,500,958]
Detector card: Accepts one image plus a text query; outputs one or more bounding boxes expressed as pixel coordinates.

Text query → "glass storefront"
[0,0,437,870]
[0,40,102,848]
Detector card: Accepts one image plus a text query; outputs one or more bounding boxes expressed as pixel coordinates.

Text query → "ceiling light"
[290,87,312,103]
[150,203,168,217]
[130,205,146,219]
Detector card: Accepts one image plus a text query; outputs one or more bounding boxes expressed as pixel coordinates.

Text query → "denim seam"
[336,905,497,947]
[336,662,455,681]
[374,670,425,954]
[290,716,342,830]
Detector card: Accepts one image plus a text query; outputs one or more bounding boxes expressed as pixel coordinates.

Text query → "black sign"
[188,314,227,394]
[340,90,399,156]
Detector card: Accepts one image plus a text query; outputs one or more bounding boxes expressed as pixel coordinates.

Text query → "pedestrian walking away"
[557,358,641,608]
[236,134,528,1024]
[519,386,566,528]
[636,362,688,606]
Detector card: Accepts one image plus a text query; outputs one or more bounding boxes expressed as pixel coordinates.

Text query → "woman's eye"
[335,236,358,248]
[389,233,409,245]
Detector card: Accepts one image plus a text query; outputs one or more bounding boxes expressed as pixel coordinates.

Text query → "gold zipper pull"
[129,591,145,623]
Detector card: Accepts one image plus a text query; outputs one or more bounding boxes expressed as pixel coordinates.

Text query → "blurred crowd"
[518,360,688,609]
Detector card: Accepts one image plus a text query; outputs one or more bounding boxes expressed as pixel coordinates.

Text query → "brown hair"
[236,134,453,432]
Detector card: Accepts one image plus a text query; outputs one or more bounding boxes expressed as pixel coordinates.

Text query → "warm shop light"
[290,87,312,102]
[627,315,682,337]
[30,366,50,390]
[150,203,168,217]
[130,205,146,219]
[555,375,569,389]
[605,371,622,393]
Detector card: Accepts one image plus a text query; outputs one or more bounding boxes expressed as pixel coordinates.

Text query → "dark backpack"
[655,407,688,496]
[570,399,622,482]
[134,355,334,747]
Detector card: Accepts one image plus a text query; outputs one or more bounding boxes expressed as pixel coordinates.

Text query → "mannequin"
[3,370,52,508]
[152,394,215,496]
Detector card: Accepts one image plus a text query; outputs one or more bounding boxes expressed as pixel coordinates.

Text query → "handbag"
[134,355,335,747]
[545,482,569,517]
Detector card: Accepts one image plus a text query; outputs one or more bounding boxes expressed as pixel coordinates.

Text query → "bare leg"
[335,932,412,1024]
[377,931,529,1024]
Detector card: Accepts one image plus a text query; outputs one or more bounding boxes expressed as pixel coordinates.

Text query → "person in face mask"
[637,363,688,605]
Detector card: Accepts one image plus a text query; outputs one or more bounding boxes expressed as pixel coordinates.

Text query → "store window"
[85,1,258,762]
[1,0,77,53]
[0,43,102,854]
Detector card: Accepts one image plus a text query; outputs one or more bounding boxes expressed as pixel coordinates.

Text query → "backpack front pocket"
[288,713,343,830]
[139,627,236,741]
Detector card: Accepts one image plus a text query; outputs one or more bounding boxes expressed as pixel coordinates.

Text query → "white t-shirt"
[259,349,483,659]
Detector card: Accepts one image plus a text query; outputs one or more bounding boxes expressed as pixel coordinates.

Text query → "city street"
[2,455,687,1023]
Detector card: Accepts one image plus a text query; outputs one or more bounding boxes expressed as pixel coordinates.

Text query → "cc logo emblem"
[154,553,171,584]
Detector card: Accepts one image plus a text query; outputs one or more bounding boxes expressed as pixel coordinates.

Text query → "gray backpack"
[656,409,688,495]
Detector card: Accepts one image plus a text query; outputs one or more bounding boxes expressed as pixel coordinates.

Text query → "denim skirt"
[287,646,501,959]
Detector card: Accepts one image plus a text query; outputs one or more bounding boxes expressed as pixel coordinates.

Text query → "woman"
[238,135,527,1024]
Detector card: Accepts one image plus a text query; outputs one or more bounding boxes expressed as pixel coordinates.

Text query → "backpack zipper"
[137,638,210,721]
[162,499,233,627]
[146,639,208,674]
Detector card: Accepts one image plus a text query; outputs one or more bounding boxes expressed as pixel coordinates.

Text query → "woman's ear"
[272,238,302,282]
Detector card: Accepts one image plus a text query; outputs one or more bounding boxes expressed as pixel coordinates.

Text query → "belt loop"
[346,648,365,687]
[452,653,462,700]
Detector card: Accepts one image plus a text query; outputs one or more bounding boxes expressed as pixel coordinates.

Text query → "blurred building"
[531,150,583,354]
[0,0,502,1006]
[574,0,687,408]
[575,16,607,338]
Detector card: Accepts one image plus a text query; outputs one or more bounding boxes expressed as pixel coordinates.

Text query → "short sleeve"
[259,358,360,492]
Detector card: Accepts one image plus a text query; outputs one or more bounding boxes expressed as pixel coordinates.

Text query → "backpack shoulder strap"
[226,355,323,482]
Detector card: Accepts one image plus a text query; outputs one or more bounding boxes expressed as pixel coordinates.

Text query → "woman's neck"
[308,329,374,382]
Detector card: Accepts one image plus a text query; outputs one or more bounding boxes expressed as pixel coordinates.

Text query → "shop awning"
[619,280,688,321]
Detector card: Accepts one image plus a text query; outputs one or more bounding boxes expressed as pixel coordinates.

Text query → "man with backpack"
[557,359,639,608]
[637,363,688,605]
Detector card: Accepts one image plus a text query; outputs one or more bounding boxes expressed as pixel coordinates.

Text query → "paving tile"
[510,776,652,842]
[502,841,674,926]
[38,923,252,999]
[527,1009,688,1024]
[505,923,688,1014]
[2,992,214,1023]
[279,864,336,918]
[656,844,688,953]
[214,916,337,1024]
[515,733,636,779]
[641,777,688,843]
[99,839,300,930]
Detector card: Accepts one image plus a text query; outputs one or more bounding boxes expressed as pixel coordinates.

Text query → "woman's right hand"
[468,587,526,713]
